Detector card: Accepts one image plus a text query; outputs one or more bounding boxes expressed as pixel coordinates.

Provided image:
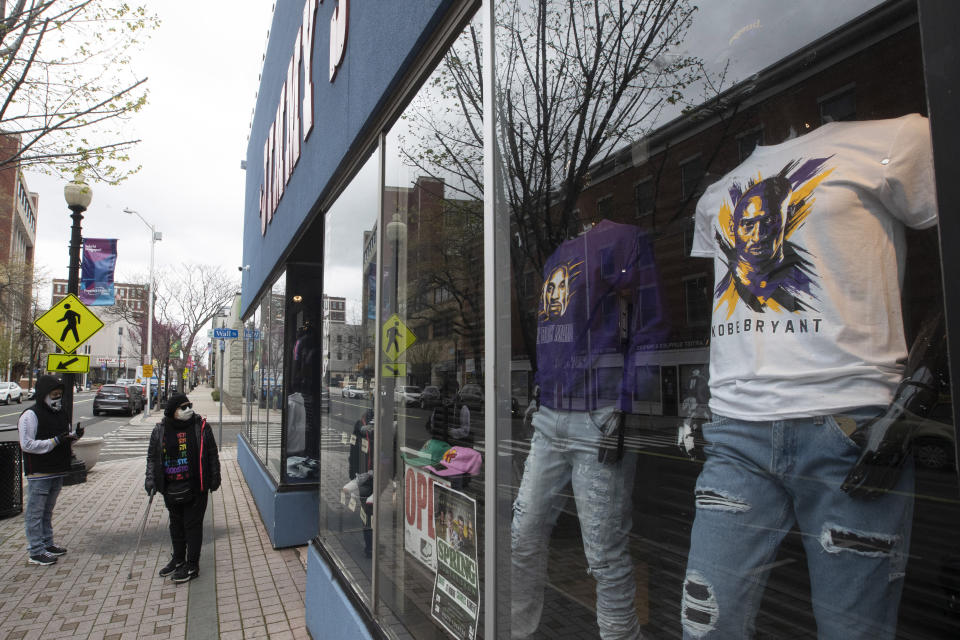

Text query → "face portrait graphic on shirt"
[714,156,834,317]
[539,260,582,321]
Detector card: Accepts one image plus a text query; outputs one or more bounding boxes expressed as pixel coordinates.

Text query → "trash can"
[0,441,23,518]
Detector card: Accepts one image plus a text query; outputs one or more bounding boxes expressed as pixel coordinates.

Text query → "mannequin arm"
[842,313,945,499]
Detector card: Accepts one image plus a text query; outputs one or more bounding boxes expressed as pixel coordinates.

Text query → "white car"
[0,382,23,404]
[394,385,422,406]
[341,385,365,398]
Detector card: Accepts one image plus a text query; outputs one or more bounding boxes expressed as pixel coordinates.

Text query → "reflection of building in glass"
[513,3,929,417]
[385,176,483,396]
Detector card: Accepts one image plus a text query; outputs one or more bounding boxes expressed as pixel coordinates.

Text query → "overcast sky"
[27,2,276,300]
[26,0,883,308]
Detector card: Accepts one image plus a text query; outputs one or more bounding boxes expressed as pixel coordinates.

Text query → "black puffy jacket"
[145,415,221,495]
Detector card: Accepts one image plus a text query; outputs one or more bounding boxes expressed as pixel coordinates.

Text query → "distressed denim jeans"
[511,405,640,640]
[24,475,64,556]
[682,408,914,639]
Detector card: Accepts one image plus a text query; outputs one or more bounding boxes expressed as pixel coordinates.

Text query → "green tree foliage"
[0,0,158,183]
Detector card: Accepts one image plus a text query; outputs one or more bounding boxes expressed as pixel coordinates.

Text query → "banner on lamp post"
[79,238,118,306]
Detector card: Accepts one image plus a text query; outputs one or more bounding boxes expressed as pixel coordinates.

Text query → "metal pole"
[218,338,224,449]
[64,205,85,426]
[145,227,155,417]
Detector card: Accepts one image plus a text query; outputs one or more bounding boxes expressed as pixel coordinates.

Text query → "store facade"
[240,1,960,638]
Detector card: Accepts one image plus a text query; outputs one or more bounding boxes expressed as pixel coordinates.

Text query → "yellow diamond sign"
[35,294,104,353]
[382,314,416,361]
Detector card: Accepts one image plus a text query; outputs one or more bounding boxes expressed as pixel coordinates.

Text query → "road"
[0,391,153,462]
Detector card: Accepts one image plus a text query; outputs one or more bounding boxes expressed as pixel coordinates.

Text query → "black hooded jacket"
[145,394,221,496]
[20,375,72,476]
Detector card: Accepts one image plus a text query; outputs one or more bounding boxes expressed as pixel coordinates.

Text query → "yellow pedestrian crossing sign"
[35,293,104,353]
[47,354,91,374]
[382,363,407,378]
[382,314,416,361]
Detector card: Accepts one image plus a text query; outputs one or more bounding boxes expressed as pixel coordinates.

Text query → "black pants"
[166,491,208,564]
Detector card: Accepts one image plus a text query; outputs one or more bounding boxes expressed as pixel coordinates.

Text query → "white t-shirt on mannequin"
[692,114,936,420]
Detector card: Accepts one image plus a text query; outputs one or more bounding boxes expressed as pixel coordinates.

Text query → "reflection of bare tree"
[402,0,708,372]
[406,340,444,387]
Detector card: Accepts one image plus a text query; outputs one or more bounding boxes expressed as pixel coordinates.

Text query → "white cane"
[127,490,156,579]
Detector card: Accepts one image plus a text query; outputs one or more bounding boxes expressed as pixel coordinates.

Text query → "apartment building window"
[819,85,856,123]
[680,155,704,200]
[634,178,655,228]
[597,195,614,219]
[683,274,712,326]
[737,128,764,161]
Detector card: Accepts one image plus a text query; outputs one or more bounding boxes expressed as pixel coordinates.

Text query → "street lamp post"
[123,208,161,416]
[63,181,92,427]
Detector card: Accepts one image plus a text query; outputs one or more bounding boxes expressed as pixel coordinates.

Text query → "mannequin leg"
[790,409,914,640]
[571,446,640,640]
[511,413,573,638]
[682,416,796,639]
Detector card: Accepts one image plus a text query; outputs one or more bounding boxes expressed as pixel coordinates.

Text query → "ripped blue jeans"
[682,408,914,639]
[511,405,640,640]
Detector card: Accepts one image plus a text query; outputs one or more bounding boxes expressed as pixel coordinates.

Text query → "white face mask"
[175,407,194,421]
[45,396,63,412]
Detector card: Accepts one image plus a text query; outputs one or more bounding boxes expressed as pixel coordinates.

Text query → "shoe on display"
[171,562,199,583]
[44,545,67,556]
[159,558,184,577]
[28,553,58,566]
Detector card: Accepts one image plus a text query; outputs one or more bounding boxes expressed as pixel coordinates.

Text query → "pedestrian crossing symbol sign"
[46,353,91,374]
[35,293,104,353]
[382,314,416,361]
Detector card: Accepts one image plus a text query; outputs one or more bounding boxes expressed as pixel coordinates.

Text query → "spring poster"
[431,484,479,640]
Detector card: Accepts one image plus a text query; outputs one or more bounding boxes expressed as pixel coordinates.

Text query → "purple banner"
[80,238,118,306]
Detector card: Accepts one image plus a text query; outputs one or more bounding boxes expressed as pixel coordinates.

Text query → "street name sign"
[35,294,104,353]
[213,328,239,339]
[46,354,91,374]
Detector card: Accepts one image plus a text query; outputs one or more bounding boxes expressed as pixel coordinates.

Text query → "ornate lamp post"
[62,181,92,426]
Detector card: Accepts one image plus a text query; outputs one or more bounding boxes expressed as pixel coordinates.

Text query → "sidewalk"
[0,445,310,639]
[130,385,245,428]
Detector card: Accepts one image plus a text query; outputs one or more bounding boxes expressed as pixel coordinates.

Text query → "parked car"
[93,384,138,416]
[0,382,23,404]
[394,385,422,406]
[341,385,366,399]
[419,385,442,409]
[27,387,35,400]
[116,378,146,405]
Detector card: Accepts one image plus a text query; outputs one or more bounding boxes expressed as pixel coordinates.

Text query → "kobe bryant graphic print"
[692,115,937,421]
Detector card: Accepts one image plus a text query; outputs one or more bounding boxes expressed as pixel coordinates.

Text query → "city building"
[238,2,960,639]
[0,134,39,383]
[210,295,244,412]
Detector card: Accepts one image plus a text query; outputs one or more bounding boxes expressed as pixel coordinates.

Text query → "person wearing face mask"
[17,375,82,566]
[145,393,220,583]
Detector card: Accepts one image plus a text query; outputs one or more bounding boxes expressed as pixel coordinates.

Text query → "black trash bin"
[0,441,23,518]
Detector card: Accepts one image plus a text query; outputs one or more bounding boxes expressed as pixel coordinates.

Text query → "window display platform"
[237,434,318,548]
[305,543,373,640]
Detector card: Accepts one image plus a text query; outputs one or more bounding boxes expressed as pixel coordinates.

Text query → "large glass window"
[317,151,380,604]
[495,1,957,639]
[374,12,485,638]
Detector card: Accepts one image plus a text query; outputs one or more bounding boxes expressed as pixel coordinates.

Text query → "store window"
[317,150,380,604]
[375,12,486,637]
[496,2,956,639]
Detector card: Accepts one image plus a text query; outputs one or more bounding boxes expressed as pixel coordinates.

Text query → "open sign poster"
[431,484,479,640]
[403,463,450,571]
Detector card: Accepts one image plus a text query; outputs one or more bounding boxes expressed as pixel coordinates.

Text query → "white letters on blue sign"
[330,0,349,81]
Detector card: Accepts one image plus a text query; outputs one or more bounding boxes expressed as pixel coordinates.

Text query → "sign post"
[212,328,238,448]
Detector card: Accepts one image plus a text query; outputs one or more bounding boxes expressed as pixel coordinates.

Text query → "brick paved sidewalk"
[0,451,309,639]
